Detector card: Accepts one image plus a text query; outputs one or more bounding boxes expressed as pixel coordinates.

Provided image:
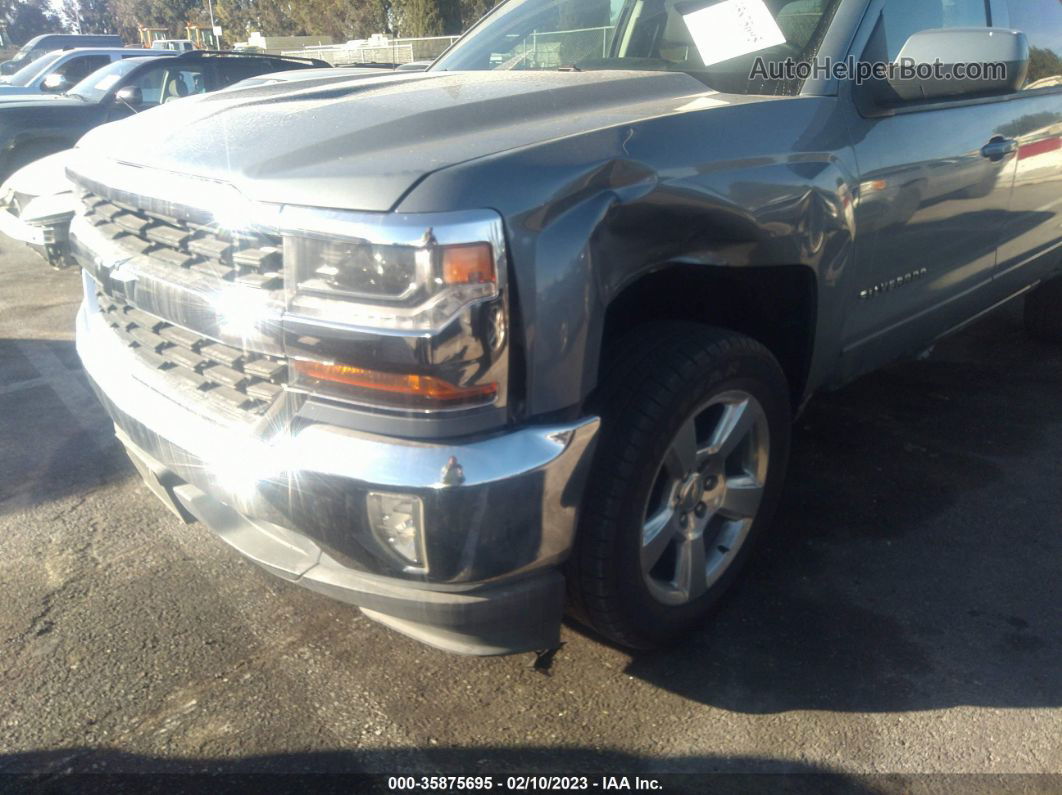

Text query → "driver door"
[840,0,1020,377]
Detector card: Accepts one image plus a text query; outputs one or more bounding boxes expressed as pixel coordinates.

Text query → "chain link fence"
[283,36,460,66]
[500,26,615,69]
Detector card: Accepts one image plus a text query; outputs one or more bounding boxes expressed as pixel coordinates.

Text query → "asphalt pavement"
[0,238,1059,788]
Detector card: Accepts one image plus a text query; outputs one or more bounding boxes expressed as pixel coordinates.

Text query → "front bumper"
[76,284,600,655]
[0,206,72,265]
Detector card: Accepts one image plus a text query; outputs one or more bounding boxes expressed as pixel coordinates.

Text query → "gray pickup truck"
[68,0,1061,655]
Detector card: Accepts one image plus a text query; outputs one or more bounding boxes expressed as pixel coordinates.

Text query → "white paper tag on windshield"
[683,0,787,66]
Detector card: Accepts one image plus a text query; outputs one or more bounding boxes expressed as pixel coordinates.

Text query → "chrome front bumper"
[0,206,69,247]
[76,279,600,654]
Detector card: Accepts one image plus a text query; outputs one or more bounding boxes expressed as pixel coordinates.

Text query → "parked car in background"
[151,40,196,52]
[0,50,329,181]
[0,48,172,97]
[65,0,1062,655]
[1,61,411,266]
[0,149,74,267]
[0,34,123,75]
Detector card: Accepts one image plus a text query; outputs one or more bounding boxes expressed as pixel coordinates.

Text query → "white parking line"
[1036,196,1062,213]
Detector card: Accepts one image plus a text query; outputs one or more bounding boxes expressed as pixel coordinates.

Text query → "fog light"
[367,492,427,570]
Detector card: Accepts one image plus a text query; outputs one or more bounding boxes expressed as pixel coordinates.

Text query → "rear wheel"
[1025,276,1062,343]
[567,323,792,649]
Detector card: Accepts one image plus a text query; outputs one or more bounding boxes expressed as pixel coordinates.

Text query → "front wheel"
[567,323,792,649]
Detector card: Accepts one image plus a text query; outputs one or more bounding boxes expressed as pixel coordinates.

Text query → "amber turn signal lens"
[293,360,497,405]
[442,243,495,285]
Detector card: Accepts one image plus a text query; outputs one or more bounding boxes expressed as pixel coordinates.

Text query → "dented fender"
[399,95,860,416]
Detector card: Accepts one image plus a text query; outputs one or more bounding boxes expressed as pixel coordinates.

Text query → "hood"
[0,94,83,108]
[75,69,715,213]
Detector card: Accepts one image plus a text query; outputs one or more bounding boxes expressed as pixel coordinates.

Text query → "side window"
[161,67,207,102]
[54,55,109,83]
[124,65,165,105]
[215,59,304,88]
[1004,0,1062,90]
[124,64,207,107]
[880,0,989,60]
[214,59,276,88]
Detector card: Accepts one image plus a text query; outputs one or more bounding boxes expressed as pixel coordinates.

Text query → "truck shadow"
[0,338,130,517]
[608,302,1062,713]
[0,747,878,792]
[3,309,1060,717]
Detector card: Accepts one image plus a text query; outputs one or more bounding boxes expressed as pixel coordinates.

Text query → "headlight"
[285,234,497,332]
[65,146,511,419]
[279,207,510,413]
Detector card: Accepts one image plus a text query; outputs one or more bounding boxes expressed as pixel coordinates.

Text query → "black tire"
[567,323,792,649]
[1025,277,1062,343]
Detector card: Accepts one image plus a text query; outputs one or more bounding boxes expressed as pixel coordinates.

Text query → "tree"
[345,0,390,38]
[1026,46,1062,87]
[59,0,118,34]
[215,0,303,40]
[458,0,493,28]
[394,0,444,37]
[111,0,203,41]
[2,0,66,44]
[289,0,390,40]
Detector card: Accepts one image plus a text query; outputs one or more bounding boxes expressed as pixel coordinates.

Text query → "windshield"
[2,50,62,86]
[11,40,40,63]
[433,0,842,95]
[68,58,143,102]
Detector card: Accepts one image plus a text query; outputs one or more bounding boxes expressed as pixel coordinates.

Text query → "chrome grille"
[96,290,288,418]
[80,191,283,290]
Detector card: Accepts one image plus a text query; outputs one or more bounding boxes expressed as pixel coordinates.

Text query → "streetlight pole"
[206,0,217,46]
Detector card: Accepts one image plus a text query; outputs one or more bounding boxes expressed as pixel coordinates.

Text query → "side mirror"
[886,28,1029,103]
[41,72,70,93]
[114,85,143,107]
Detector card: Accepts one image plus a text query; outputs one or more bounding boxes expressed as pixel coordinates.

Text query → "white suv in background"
[0,48,174,97]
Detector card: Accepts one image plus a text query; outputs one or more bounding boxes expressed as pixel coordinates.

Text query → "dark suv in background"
[0,51,329,180]
[67,0,1061,654]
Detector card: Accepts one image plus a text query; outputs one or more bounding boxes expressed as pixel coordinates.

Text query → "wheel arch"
[594,263,819,411]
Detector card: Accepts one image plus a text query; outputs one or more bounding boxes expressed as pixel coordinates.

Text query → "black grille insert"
[80,191,283,290]
[97,291,288,417]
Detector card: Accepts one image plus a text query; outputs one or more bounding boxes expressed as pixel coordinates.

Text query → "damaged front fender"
[399,94,859,416]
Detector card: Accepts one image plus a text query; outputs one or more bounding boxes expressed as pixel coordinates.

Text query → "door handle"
[981,137,1018,162]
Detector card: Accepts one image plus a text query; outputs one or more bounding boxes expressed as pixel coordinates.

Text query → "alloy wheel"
[640,390,770,606]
